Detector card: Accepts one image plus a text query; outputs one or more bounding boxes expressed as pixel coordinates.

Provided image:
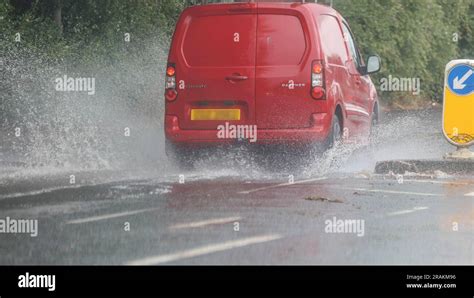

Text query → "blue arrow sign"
[447,64,474,96]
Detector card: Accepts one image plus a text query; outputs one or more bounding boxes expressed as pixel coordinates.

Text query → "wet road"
[0,109,473,265]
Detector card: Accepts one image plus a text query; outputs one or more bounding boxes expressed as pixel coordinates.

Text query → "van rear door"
[255,6,314,129]
[170,4,257,130]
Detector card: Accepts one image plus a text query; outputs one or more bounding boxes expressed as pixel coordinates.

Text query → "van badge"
[179,80,207,90]
[281,80,306,90]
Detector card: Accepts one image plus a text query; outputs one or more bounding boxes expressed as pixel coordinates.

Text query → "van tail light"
[165,89,177,101]
[165,63,177,102]
[166,66,176,77]
[311,60,325,100]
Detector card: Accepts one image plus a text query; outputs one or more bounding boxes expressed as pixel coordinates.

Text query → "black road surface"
[0,109,473,265]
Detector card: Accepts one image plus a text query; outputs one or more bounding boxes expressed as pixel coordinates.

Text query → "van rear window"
[257,15,306,66]
[182,15,256,67]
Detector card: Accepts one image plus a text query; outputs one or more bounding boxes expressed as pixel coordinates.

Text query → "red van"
[165,1,381,167]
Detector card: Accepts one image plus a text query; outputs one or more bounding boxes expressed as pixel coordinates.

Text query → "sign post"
[443,59,474,159]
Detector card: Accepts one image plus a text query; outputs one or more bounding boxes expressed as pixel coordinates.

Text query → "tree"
[52,0,62,34]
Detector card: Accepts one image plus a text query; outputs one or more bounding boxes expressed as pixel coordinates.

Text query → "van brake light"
[311,60,325,100]
[165,63,177,102]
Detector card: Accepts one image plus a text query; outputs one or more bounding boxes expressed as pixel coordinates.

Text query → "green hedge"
[1,0,473,103]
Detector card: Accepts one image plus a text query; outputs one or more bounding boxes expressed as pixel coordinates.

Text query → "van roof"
[186,1,339,16]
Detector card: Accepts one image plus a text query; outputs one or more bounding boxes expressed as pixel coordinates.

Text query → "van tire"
[165,140,194,170]
[323,113,342,151]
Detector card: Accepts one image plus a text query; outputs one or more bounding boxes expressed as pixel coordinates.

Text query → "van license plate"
[191,109,241,121]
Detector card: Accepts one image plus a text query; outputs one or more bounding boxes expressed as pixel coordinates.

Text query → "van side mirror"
[365,55,381,74]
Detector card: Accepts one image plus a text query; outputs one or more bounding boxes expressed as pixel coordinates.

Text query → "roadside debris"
[384,170,451,180]
[375,159,474,175]
[304,196,344,203]
[354,171,372,179]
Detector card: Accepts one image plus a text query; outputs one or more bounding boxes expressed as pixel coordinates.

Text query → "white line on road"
[238,177,328,194]
[465,192,474,197]
[368,175,474,186]
[169,216,241,230]
[399,179,471,185]
[125,234,283,265]
[387,206,429,216]
[66,208,159,225]
[0,185,83,201]
[332,186,443,197]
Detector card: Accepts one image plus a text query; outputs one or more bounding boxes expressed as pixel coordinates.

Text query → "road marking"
[66,208,159,225]
[387,206,429,216]
[465,192,474,197]
[238,177,327,194]
[333,186,442,197]
[0,185,83,201]
[400,179,471,185]
[125,234,283,265]
[370,175,474,185]
[169,216,241,230]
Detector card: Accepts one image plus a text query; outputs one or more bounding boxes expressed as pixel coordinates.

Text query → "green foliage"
[1,0,473,104]
[335,0,473,102]
[1,0,189,67]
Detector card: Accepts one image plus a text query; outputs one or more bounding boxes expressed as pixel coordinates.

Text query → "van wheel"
[323,113,342,151]
[165,140,194,170]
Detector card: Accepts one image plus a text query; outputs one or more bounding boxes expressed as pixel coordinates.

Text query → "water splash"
[2,39,447,183]
[1,33,171,177]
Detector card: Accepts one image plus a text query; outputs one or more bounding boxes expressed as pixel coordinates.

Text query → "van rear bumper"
[165,113,331,145]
